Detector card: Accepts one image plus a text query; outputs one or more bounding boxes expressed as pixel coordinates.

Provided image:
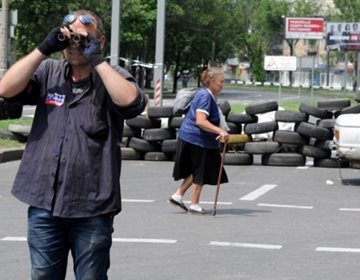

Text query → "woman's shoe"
[188,207,208,215]
[168,197,188,212]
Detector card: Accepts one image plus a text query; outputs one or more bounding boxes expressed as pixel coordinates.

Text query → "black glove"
[81,34,105,67]
[38,27,69,56]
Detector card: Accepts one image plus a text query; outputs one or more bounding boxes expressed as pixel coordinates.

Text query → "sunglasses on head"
[63,13,95,26]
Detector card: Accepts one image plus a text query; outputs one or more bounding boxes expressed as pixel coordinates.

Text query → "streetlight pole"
[0,0,9,78]
[153,0,165,107]
[110,0,121,66]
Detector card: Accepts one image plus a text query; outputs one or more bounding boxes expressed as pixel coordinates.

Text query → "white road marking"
[184,200,232,205]
[122,199,154,203]
[210,241,282,250]
[339,208,360,212]
[257,203,313,209]
[239,184,277,201]
[1,237,27,241]
[316,247,360,253]
[113,238,177,244]
[296,166,309,170]
[1,236,177,244]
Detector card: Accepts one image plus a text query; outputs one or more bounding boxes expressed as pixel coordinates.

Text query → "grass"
[0,117,32,148]
[0,117,33,130]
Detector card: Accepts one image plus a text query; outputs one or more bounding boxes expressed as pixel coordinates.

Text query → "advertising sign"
[264,56,297,71]
[285,17,324,40]
[326,22,360,51]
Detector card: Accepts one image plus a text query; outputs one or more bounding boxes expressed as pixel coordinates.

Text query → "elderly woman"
[169,67,229,214]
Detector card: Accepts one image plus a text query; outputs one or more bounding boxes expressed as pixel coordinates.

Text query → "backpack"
[173,87,198,115]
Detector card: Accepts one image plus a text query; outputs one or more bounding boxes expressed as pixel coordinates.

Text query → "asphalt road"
[1,158,360,280]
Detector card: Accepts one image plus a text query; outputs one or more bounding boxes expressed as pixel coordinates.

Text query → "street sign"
[264,56,297,71]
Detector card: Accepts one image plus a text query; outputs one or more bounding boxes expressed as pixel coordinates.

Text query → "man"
[0,10,147,279]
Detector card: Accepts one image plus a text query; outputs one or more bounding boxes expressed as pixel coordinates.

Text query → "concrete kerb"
[0,147,25,163]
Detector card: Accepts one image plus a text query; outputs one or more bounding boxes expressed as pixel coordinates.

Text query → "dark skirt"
[172,138,228,185]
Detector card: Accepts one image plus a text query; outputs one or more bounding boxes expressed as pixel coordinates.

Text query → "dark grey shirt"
[8,59,147,218]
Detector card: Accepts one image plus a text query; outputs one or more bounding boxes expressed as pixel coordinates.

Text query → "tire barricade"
[121,98,356,168]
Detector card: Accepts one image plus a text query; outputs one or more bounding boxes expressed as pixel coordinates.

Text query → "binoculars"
[57,33,81,43]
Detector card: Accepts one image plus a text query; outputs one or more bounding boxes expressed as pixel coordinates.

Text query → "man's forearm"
[0,49,45,98]
[95,62,140,106]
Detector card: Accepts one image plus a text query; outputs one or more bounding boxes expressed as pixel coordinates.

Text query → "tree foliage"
[3,0,359,89]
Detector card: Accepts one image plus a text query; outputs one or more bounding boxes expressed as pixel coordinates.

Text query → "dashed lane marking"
[123,199,154,203]
[1,237,26,241]
[210,241,282,250]
[0,236,177,244]
[257,203,313,210]
[339,208,360,212]
[239,184,277,201]
[113,238,177,244]
[316,247,360,253]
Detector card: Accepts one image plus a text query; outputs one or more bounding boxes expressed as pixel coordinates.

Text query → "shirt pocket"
[80,103,109,138]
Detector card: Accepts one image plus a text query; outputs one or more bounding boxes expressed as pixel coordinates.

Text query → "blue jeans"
[27,206,114,280]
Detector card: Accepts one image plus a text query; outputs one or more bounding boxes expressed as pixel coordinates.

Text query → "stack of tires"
[120,98,356,168]
[122,106,182,161]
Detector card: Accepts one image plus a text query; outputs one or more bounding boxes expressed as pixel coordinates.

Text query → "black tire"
[224,152,253,165]
[244,141,280,154]
[144,152,171,161]
[143,128,176,141]
[162,139,178,153]
[226,113,258,125]
[219,100,231,116]
[244,121,278,135]
[126,115,162,129]
[313,158,350,168]
[314,140,333,151]
[227,122,242,134]
[339,104,360,115]
[279,144,300,153]
[296,122,331,141]
[121,147,144,160]
[128,137,161,152]
[261,153,306,166]
[316,119,335,130]
[275,110,308,123]
[299,103,333,119]
[168,117,183,128]
[123,125,141,138]
[245,101,278,115]
[317,99,351,111]
[273,130,308,145]
[299,145,331,159]
[147,106,176,118]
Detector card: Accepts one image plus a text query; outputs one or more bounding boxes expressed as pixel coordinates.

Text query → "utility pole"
[110,0,121,66]
[153,0,165,107]
[0,0,9,78]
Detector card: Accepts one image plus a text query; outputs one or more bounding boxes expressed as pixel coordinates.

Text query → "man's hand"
[81,34,105,67]
[38,27,69,56]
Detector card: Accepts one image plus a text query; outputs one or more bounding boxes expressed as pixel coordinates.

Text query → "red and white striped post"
[154,78,162,107]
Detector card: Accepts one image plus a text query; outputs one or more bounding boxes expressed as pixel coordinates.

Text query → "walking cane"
[212,134,252,216]
[212,139,228,216]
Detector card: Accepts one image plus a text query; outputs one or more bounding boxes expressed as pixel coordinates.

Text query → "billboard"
[326,22,360,51]
[285,17,324,40]
[264,56,297,71]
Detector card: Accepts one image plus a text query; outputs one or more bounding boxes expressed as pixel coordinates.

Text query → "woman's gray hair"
[200,67,224,87]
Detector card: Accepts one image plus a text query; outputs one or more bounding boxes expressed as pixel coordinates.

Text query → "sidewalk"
[0,124,29,163]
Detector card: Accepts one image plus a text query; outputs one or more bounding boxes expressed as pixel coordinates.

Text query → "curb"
[0,147,25,163]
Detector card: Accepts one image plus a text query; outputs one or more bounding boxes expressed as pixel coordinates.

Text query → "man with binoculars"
[0,9,147,280]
